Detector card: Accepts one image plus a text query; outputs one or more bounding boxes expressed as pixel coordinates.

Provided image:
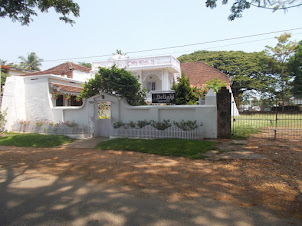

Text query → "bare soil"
[0,135,301,220]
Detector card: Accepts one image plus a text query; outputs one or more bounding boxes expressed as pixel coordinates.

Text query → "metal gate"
[94,101,112,137]
[232,99,302,140]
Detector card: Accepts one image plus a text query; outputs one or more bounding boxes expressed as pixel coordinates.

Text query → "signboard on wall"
[152,92,175,104]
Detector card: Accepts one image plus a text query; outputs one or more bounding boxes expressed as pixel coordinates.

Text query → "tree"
[171,74,198,105]
[205,0,302,20]
[81,65,146,106]
[0,0,80,26]
[265,33,297,108]
[19,52,43,71]
[288,41,302,97]
[78,62,92,69]
[205,78,227,93]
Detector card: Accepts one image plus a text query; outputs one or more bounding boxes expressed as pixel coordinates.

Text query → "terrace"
[92,55,181,73]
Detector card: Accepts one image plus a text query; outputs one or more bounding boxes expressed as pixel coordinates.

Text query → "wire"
[8,27,302,63]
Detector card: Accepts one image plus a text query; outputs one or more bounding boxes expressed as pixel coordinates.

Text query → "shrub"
[34,120,47,127]
[149,120,172,130]
[136,120,149,128]
[174,120,201,131]
[62,121,78,127]
[20,120,31,126]
[0,111,7,132]
[113,120,124,128]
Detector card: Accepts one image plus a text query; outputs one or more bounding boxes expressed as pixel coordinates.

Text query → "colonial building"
[1,55,238,133]
[92,54,180,101]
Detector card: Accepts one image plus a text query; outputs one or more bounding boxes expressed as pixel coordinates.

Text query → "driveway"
[0,136,301,225]
[0,167,300,226]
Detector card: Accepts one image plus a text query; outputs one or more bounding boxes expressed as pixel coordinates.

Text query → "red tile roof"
[50,82,82,94]
[1,65,10,70]
[21,62,90,77]
[180,61,230,88]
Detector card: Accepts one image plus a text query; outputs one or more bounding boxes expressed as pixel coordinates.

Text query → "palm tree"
[19,52,43,71]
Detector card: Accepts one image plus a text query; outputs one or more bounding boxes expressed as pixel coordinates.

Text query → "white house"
[0,55,227,139]
[92,54,180,101]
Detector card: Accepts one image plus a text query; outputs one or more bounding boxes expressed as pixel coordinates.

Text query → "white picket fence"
[111,125,204,140]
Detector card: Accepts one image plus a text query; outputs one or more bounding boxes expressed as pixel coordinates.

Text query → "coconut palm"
[19,52,43,71]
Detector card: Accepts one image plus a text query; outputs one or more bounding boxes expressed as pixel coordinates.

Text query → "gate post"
[216,87,231,139]
[88,100,95,137]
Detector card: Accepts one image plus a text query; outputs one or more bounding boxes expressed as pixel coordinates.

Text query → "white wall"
[88,91,217,139]
[73,70,92,82]
[1,76,26,130]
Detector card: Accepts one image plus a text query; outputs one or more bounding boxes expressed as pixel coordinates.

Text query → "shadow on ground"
[0,136,301,225]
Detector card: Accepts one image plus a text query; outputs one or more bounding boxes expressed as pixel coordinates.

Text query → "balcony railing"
[92,56,180,72]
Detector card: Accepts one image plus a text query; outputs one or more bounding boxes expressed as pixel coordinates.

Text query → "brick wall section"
[216,87,231,138]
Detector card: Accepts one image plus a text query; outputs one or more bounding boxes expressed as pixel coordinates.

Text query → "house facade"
[92,55,180,101]
[1,55,236,136]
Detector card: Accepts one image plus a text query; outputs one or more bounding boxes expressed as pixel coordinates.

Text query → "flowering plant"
[20,120,31,126]
[34,120,47,127]
[49,121,59,127]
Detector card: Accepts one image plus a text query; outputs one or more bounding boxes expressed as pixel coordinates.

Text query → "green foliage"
[62,121,78,127]
[0,111,7,132]
[112,120,203,131]
[174,120,202,131]
[81,65,146,106]
[0,0,80,26]
[171,74,198,105]
[205,78,227,93]
[136,120,149,128]
[265,33,297,106]
[0,133,74,147]
[97,138,216,159]
[1,71,10,87]
[19,52,43,71]
[205,0,301,21]
[288,41,302,97]
[78,62,92,69]
[149,120,172,130]
[113,121,125,129]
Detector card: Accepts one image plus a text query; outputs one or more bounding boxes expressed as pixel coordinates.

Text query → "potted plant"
[76,96,81,102]
[65,94,71,100]
[53,92,59,99]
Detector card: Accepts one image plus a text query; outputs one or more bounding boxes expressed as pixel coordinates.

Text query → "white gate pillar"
[88,100,95,137]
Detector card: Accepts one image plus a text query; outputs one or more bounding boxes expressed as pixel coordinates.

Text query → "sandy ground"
[0,135,301,222]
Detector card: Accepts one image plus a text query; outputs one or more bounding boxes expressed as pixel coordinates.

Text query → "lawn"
[97,138,216,159]
[0,133,74,147]
[232,113,302,138]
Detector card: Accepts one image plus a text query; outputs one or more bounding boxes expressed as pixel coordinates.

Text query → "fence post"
[217,87,231,139]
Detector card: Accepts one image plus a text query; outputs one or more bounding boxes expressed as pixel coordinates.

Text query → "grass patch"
[232,113,302,139]
[97,138,216,159]
[0,133,74,147]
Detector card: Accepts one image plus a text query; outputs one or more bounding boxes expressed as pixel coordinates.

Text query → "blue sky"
[1,0,302,70]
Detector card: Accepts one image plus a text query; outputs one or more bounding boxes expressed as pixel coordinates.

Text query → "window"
[56,95,64,106]
[147,82,156,92]
[151,82,156,91]
[71,95,82,106]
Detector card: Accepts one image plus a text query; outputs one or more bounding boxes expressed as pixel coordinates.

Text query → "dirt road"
[0,137,301,225]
